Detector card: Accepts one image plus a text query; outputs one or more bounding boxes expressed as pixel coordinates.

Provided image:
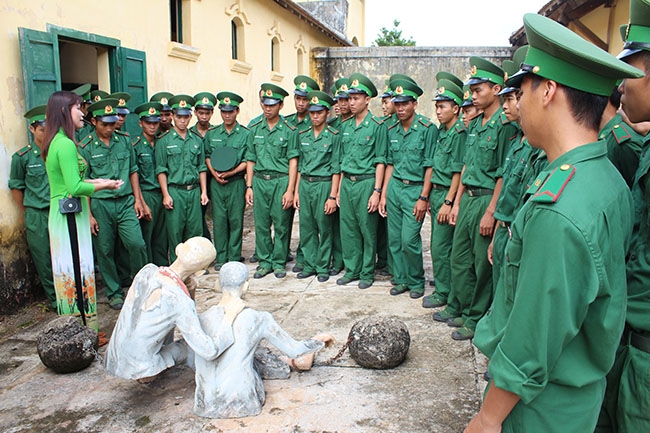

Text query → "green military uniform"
[473,13,643,432]
[204,91,248,267]
[385,79,436,296]
[192,92,218,240]
[132,102,168,265]
[155,94,206,262]
[338,73,388,286]
[8,105,55,307]
[599,112,644,188]
[247,84,300,274]
[297,91,341,279]
[79,99,147,306]
[597,1,650,431]
[426,80,467,306]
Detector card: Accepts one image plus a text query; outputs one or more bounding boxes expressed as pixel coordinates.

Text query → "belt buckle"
[263,174,271,180]
[350,175,357,182]
[307,176,314,182]
[403,179,411,185]
[186,185,192,191]
[467,190,474,197]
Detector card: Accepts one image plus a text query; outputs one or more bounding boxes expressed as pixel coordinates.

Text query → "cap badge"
[352,79,359,87]
[471,65,478,76]
[311,96,319,104]
[161,97,168,105]
[532,66,540,74]
[94,95,102,102]
[148,107,157,115]
[464,90,470,99]
[223,97,231,104]
[118,98,126,106]
[266,89,274,97]
[299,82,307,90]
[395,86,404,95]
[104,105,114,114]
[340,84,348,92]
[202,97,210,104]
[504,72,509,82]
[179,100,187,108]
[438,86,445,95]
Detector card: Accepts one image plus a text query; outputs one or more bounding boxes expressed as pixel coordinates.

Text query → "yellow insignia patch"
[504,72,509,82]
[560,164,571,171]
[352,79,359,87]
[224,97,231,104]
[299,82,307,90]
[119,98,126,106]
[161,97,168,105]
[311,96,319,104]
[534,179,541,187]
[266,89,273,97]
[471,65,477,76]
[105,105,114,114]
[340,84,348,92]
[94,95,102,102]
[464,90,470,99]
[148,107,157,115]
[438,86,445,95]
[533,66,540,74]
[202,97,210,104]
[395,86,404,95]
[179,100,187,108]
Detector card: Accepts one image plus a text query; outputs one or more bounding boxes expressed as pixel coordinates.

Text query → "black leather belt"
[302,175,331,182]
[344,173,374,182]
[631,330,650,354]
[170,184,198,191]
[431,183,448,190]
[255,172,287,180]
[465,188,494,197]
[393,177,423,185]
[228,172,245,181]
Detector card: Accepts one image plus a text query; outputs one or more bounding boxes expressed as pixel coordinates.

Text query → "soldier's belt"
[431,183,449,190]
[255,172,287,180]
[228,173,245,181]
[170,183,199,191]
[393,177,423,186]
[302,175,332,183]
[465,188,494,197]
[343,173,374,182]
[631,330,650,354]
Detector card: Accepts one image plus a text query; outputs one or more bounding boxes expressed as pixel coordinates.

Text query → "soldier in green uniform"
[465,13,642,433]
[79,98,148,310]
[434,56,518,341]
[109,92,131,131]
[245,84,299,279]
[378,78,435,298]
[132,101,168,266]
[336,73,388,289]
[9,105,56,309]
[75,89,108,142]
[461,85,481,129]
[72,84,92,142]
[421,78,467,308]
[150,91,174,135]
[155,94,208,262]
[596,1,650,431]
[380,84,395,120]
[192,92,218,240]
[293,91,341,282]
[598,86,644,188]
[204,92,248,270]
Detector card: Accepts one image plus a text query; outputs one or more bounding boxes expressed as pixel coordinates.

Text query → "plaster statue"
[104,237,244,380]
[193,261,325,419]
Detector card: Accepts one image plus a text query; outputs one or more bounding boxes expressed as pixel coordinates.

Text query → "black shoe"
[429,279,436,287]
[451,327,474,341]
[286,254,294,263]
[293,264,304,273]
[483,371,491,382]
[250,255,259,263]
[274,270,287,278]
[358,281,373,289]
[389,284,408,296]
[254,268,272,279]
[337,276,359,285]
[409,290,424,299]
[317,275,329,283]
[375,268,391,277]
[422,295,447,308]
[329,267,342,276]
[239,256,246,262]
[297,271,315,279]
[433,310,455,323]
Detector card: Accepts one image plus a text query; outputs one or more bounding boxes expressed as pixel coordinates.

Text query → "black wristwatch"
[373,187,382,193]
[327,196,336,201]
[419,195,429,202]
[246,185,253,189]
[444,199,453,206]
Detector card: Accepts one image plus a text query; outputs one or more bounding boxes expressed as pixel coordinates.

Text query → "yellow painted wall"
[567,1,631,56]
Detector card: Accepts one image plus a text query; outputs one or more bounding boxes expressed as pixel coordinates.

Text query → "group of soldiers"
[9,0,650,430]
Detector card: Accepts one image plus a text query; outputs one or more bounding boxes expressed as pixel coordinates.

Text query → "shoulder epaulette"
[132,136,142,146]
[418,117,433,128]
[299,126,313,135]
[611,123,633,144]
[115,129,130,137]
[387,122,399,131]
[207,125,218,131]
[79,135,93,148]
[531,164,575,203]
[189,128,203,138]
[283,119,297,131]
[239,124,249,131]
[327,125,339,135]
[156,130,171,139]
[454,122,466,134]
[341,116,354,124]
[17,144,32,156]
[372,116,384,125]
[249,117,264,128]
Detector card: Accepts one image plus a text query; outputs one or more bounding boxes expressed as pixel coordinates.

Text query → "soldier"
[109,92,131,131]
[9,105,56,309]
[245,84,299,279]
[328,78,352,131]
[434,56,518,341]
[379,78,436,299]
[293,91,341,282]
[597,0,650,431]
[75,88,107,142]
[78,98,148,310]
[150,91,174,135]
[465,13,642,433]
[192,92,218,240]
[421,78,467,309]
[460,85,481,129]
[336,73,388,289]
[72,84,93,143]
[155,94,208,262]
[132,101,168,266]
[204,92,248,270]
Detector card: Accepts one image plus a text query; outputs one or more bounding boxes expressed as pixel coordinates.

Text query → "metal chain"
[321,334,354,365]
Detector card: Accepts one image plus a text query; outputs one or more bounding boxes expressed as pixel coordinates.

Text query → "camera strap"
[65,212,87,326]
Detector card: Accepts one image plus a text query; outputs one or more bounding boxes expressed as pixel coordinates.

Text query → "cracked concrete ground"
[0,211,487,433]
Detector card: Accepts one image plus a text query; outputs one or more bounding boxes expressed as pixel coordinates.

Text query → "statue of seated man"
[104,237,244,380]
[194,261,325,418]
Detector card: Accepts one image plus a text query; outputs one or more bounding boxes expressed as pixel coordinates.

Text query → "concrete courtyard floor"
[0,212,488,433]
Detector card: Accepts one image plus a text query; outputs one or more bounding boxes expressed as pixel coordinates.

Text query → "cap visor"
[617,47,643,60]
[347,89,368,95]
[391,95,416,103]
[308,105,326,112]
[381,93,393,99]
[465,77,490,86]
[194,105,214,110]
[432,95,454,102]
[461,100,474,107]
[97,115,119,123]
[173,109,192,115]
[497,87,518,96]
[505,70,527,89]
[141,116,161,122]
[219,105,237,112]
[294,90,308,97]
[116,108,130,115]
[262,98,281,106]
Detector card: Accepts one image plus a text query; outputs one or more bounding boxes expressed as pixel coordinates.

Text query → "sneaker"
[109,296,124,310]
[422,294,447,308]
[254,268,272,279]
[451,326,474,341]
[389,284,408,296]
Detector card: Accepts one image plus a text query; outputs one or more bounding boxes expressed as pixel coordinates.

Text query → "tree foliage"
[373,20,416,47]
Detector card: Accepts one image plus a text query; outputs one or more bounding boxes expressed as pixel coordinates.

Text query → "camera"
[59,197,82,214]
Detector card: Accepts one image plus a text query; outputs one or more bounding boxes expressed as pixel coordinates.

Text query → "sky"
[364,0,549,47]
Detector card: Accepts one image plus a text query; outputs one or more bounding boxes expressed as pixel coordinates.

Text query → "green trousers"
[210,176,245,265]
[252,175,292,271]
[339,176,378,283]
[491,222,509,292]
[141,189,169,266]
[299,180,334,276]
[91,196,147,299]
[386,180,425,291]
[376,215,389,270]
[25,207,55,306]
[447,193,493,329]
[166,186,203,262]
[429,188,455,301]
[330,209,343,271]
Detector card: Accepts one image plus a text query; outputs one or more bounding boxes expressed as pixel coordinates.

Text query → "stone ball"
[348,316,410,369]
[37,316,97,374]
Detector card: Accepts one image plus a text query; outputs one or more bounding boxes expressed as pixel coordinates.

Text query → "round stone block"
[37,316,97,374]
[348,316,410,369]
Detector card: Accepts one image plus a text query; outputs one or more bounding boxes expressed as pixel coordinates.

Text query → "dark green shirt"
[9,144,50,209]
[132,134,159,191]
[462,108,518,189]
[203,122,249,165]
[386,113,436,182]
[339,112,388,175]
[598,112,644,188]
[246,117,300,174]
[154,128,206,185]
[284,112,312,132]
[430,118,467,187]
[78,130,137,199]
[298,125,341,176]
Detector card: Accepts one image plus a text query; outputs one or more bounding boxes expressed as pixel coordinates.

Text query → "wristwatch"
[419,196,429,202]
[444,199,453,206]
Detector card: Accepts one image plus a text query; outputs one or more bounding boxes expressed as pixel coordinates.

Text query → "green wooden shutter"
[116,47,147,137]
[18,27,61,109]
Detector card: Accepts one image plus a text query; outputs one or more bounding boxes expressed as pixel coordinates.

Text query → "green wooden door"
[18,27,61,111]
[115,47,148,137]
